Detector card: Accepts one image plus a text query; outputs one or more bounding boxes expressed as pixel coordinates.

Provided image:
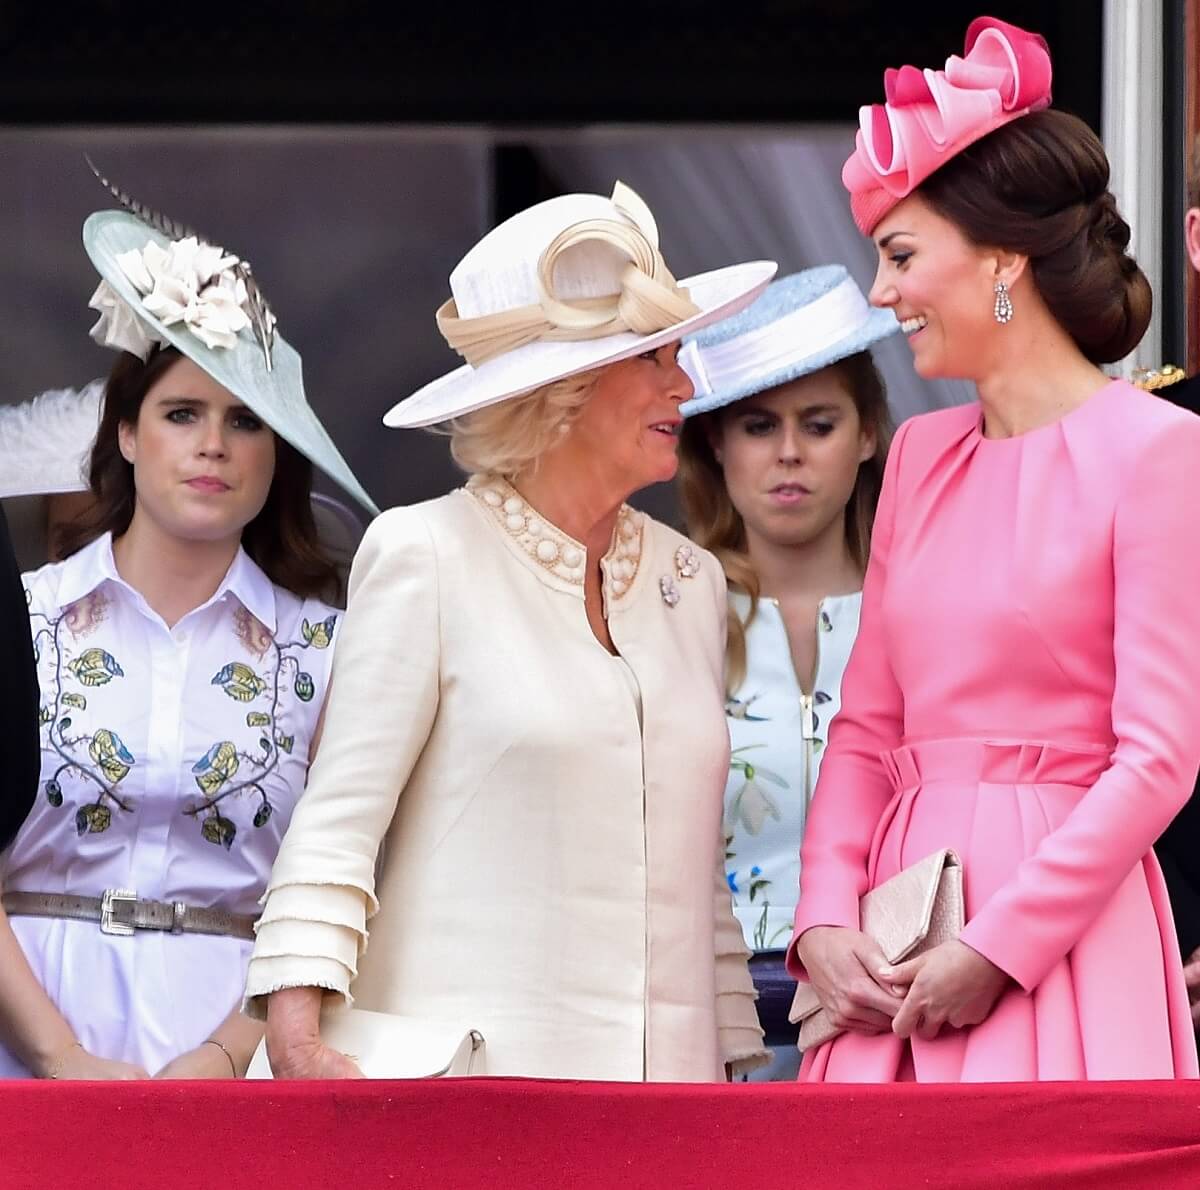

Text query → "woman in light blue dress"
[676,266,897,1079]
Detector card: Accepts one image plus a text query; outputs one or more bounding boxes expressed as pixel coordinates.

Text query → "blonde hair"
[443,368,603,478]
[677,351,894,693]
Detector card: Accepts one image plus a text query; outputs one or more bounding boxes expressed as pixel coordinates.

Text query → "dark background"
[0,3,1102,129]
[0,2,1114,522]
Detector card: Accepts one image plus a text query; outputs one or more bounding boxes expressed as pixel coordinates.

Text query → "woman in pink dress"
[788,16,1200,1081]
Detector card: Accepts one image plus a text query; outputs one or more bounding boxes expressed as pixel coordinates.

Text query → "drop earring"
[993,279,1014,324]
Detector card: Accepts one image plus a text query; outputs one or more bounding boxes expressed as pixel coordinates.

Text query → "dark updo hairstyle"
[57,345,341,600]
[918,109,1152,364]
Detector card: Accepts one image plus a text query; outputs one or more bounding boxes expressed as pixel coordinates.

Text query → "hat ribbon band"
[436,182,701,368]
[679,276,877,399]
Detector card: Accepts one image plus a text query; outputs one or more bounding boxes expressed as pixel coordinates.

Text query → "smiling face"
[117,355,276,547]
[563,341,694,490]
[868,192,1006,381]
[709,367,875,552]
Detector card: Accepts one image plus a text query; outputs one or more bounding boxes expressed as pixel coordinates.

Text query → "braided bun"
[920,110,1151,364]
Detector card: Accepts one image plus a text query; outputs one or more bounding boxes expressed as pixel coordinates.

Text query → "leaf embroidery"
[294,672,314,702]
[211,662,266,703]
[75,803,112,835]
[67,648,124,687]
[245,711,270,727]
[192,741,240,796]
[201,813,237,850]
[88,729,135,784]
[62,693,87,710]
[300,615,337,649]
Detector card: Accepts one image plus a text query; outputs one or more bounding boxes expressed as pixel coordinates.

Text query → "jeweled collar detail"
[466,474,643,599]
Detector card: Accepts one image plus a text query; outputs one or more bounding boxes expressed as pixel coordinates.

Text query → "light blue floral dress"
[0,532,337,1076]
[723,588,861,1079]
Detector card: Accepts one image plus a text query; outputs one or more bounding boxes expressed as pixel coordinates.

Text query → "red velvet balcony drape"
[4,1078,1200,1189]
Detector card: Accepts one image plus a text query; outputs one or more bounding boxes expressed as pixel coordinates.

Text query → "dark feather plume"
[86,156,277,371]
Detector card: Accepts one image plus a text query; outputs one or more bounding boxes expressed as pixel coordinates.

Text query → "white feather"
[0,381,106,498]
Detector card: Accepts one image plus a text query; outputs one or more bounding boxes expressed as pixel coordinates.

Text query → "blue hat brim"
[680,305,901,418]
[83,210,379,516]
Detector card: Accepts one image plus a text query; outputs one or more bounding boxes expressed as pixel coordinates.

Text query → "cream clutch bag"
[788,848,964,1050]
[246,1007,486,1079]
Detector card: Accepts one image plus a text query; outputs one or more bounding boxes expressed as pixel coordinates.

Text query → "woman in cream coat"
[246,183,778,1081]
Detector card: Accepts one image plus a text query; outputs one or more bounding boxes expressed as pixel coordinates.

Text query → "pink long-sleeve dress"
[789,380,1200,1081]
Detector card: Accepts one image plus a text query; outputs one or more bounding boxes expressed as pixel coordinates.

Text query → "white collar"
[55,532,278,632]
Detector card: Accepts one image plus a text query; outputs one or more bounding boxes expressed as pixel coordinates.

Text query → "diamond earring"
[993,279,1014,324]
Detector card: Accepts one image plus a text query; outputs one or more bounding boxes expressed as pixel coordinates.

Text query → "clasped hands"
[796,926,1010,1041]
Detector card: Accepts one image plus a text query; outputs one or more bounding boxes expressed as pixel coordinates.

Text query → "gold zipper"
[800,691,815,803]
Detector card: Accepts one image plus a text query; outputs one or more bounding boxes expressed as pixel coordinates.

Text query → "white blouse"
[0,533,337,1076]
[723,590,862,952]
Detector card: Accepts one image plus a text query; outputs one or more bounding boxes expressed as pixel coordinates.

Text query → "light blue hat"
[82,203,379,516]
[679,265,900,417]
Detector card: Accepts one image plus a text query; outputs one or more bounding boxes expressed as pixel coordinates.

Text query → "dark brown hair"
[58,346,341,600]
[677,350,893,691]
[918,109,1151,364]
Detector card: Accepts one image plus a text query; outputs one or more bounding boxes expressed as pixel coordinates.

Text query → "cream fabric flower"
[89,235,256,356]
[88,281,158,359]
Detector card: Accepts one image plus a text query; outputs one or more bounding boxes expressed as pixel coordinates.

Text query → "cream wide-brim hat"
[384,185,777,429]
[84,210,379,517]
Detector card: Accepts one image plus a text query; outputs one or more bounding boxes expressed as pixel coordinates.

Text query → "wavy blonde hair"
[442,368,604,478]
[677,351,893,694]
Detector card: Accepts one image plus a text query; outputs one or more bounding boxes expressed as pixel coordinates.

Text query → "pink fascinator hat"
[842,16,1053,234]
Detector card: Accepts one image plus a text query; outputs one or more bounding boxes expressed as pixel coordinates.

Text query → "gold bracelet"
[46,1040,83,1080]
[205,1038,238,1078]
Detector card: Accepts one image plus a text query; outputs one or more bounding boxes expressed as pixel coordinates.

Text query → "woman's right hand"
[265,986,363,1079]
[39,1042,149,1080]
[795,926,906,1034]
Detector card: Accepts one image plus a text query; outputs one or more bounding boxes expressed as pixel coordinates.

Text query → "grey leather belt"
[2,889,257,941]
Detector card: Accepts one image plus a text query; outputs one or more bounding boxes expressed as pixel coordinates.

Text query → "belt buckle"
[100,888,137,936]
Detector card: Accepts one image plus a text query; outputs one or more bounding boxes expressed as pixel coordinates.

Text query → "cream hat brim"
[384,260,777,429]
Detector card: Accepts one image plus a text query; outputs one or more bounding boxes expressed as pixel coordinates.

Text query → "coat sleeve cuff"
[785,893,862,979]
[242,954,356,1020]
[957,914,1040,992]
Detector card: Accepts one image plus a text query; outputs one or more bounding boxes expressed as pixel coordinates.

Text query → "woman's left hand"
[888,940,1011,1041]
[154,1042,237,1080]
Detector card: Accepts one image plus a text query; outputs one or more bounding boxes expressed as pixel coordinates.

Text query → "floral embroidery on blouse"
[28,591,337,850]
[233,606,273,659]
[30,594,134,835]
[183,612,337,849]
[721,591,863,953]
[724,736,790,952]
[63,591,109,640]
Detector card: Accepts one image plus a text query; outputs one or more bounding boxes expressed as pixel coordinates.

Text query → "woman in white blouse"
[249,184,777,1081]
[0,198,376,1080]
[676,267,897,1079]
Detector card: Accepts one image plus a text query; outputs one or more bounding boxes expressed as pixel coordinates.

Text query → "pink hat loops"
[843,16,1053,234]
